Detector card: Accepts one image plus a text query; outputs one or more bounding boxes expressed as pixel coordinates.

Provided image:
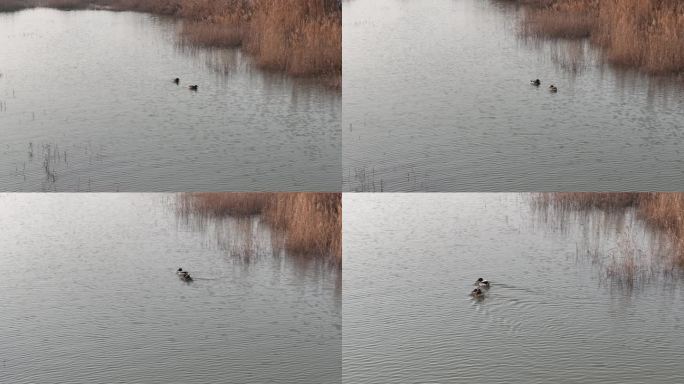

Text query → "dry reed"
[177,192,341,264]
[605,232,654,289]
[45,0,89,9]
[536,192,684,269]
[509,0,684,75]
[534,192,641,210]
[107,0,341,79]
[2,0,341,81]
[0,0,36,12]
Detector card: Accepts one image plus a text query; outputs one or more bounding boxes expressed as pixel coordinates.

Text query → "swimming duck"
[177,268,193,281]
[470,288,484,298]
[476,277,490,288]
[549,85,558,93]
[531,79,541,86]
[188,85,198,91]
[173,78,180,85]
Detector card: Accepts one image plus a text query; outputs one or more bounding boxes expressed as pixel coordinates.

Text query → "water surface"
[343,193,684,383]
[0,9,340,191]
[343,0,684,191]
[0,194,341,383]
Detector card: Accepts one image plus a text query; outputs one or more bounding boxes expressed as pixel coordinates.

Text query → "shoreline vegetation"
[176,193,341,265]
[535,193,684,270]
[1,0,341,86]
[502,0,684,75]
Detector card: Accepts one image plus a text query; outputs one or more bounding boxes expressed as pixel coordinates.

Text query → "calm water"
[0,194,341,383]
[343,194,684,383]
[0,9,340,192]
[343,0,684,191]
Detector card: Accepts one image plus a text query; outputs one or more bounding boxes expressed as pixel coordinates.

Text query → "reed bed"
[534,192,641,210]
[0,0,36,12]
[108,0,340,79]
[45,0,89,9]
[536,192,684,271]
[508,0,684,75]
[177,192,341,264]
[178,21,243,48]
[2,0,341,81]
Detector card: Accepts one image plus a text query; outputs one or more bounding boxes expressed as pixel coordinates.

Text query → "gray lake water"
[0,9,340,192]
[343,193,684,383]
[0,194,341,383]
[343,0,684,191]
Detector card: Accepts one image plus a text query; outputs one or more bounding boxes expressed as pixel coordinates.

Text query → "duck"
[173,77,180,85]
[531,79,541,86]
[180,273,193,282]
[549,85,558,93]
[188,85,198,91]
[177,267,193,281]
[476,277,490,288]
[470,288,484,298]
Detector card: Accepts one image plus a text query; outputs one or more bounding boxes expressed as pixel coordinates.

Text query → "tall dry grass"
[0,0,36,12]
[511,0,684,74]
[534,192,641,210]
[177,192,341,264]
[536,192,684,269]
[45,0,89,9]
[112,0,341,80]
[241,0,341,77]
[2,0,341,81]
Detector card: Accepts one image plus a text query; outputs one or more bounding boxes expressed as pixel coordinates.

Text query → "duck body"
[188,85,198,91]
[475,277,490,288]
[549,85,558,93]
[531,79,541,86]
[177,267,193,281]
[173,77,180,85]
[470,288,484,298]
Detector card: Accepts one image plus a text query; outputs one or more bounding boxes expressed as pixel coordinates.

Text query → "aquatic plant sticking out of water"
[605,232,655,290]
[535,192,684,287]
[39,143,67,183]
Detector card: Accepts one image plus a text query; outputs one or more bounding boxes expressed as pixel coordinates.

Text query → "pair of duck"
[530,79,557,93]
[177,267,193,282]
[470,277,490,298]
[173,78,198,91]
